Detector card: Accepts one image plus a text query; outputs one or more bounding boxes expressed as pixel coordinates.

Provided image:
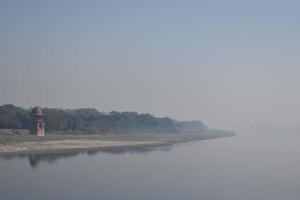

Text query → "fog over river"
[1,133,300,200]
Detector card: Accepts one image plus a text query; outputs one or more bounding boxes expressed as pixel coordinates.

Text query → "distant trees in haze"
[0,104,207,134]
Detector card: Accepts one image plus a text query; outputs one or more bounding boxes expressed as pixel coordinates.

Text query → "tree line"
[0,104,207,134]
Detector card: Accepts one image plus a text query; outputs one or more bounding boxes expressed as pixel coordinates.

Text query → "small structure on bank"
[31,107,45,136]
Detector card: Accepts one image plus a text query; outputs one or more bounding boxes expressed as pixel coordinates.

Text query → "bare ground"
[0,131,235,156]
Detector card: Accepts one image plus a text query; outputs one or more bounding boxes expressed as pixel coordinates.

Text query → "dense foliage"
[0,104,207,134]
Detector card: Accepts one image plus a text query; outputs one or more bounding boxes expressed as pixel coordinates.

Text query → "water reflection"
[0,144,174,169]
[28,153,81,169]
[28,156,39,169]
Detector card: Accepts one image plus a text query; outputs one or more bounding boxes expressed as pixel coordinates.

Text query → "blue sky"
[1,0,300,129]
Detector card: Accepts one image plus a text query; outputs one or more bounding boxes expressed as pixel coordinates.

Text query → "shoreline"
[0,132,235,156]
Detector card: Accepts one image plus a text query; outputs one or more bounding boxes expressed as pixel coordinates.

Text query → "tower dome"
[31,107,43,116]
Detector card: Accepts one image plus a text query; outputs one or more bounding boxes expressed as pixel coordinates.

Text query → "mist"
[3,2,300,200]
[1,0,300,131]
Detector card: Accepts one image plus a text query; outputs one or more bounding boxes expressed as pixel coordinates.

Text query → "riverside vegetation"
[0,104,235,155]
[0,104,207,134]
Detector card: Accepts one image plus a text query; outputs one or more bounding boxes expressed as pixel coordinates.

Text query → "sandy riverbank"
[0,140,167,155]
[0,131,235,156]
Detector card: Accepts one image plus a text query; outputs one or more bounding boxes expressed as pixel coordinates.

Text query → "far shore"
[0,131,235,156]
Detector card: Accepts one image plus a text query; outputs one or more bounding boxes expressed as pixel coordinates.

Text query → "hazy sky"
[1,0,300,130]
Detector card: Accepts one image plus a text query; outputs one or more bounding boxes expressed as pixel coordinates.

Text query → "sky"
[1,0,300,130]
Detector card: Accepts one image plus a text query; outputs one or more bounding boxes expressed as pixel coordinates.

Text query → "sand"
[0,139,165,155]
[0,132,235,155]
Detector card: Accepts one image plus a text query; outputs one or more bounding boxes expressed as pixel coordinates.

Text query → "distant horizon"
[5,103,300,133]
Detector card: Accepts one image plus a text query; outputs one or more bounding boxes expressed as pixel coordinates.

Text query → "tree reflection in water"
[25,145,172,169]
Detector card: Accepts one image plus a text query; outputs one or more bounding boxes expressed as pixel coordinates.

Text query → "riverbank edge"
[0,132,235,156]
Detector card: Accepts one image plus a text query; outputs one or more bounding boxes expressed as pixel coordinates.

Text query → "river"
[1,133,300,200]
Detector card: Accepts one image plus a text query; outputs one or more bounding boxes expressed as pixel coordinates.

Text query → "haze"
[1,0,300,130]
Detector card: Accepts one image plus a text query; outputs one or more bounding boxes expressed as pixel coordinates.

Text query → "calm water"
[1,133,300,200]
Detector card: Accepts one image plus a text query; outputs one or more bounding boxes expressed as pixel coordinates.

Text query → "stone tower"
[31,107,45,136]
